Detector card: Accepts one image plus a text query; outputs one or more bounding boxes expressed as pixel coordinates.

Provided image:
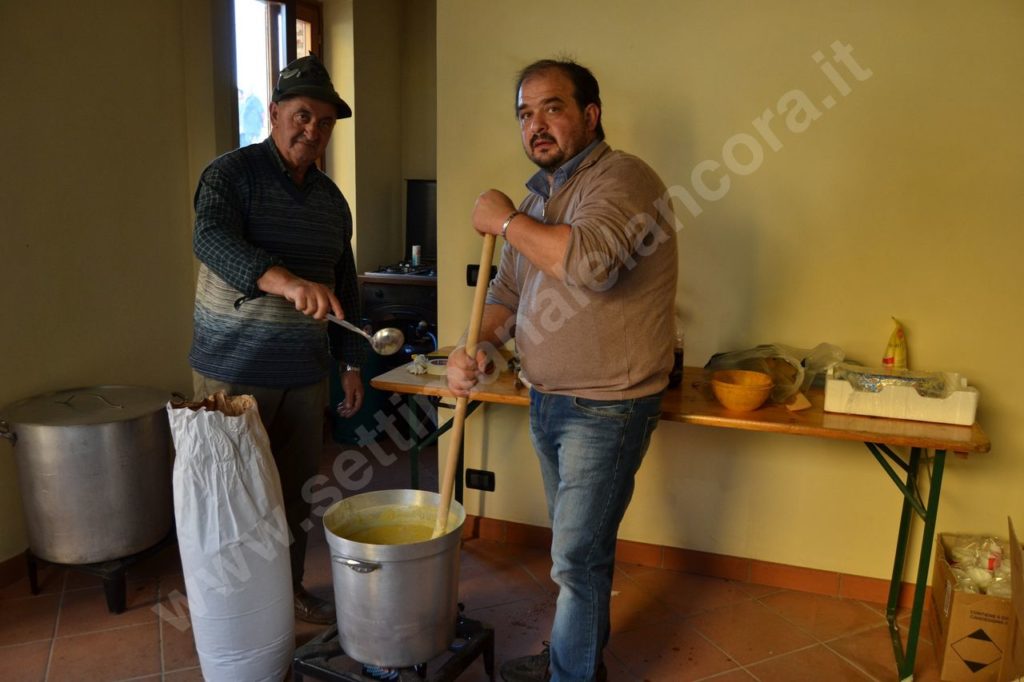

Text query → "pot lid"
[1,385,171,427]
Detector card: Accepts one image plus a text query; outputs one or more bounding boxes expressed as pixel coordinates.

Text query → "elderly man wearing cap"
[188,54,361,624]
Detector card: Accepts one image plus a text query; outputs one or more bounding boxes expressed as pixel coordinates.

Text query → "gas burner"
[291,612,495,681]
[26,530,176,613]
[362,664,400,681]
[376,261,436,277]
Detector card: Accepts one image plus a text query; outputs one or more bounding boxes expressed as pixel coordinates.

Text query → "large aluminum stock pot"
[324,489,465,667]
[0,385,174,564]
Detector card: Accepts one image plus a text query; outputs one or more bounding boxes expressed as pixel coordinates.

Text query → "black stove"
[331,261,440,445]
[25,530,176,613]
[358,261,437,342]
[372,261,437,278]
[292,611,494,681]
[357,262,437,352]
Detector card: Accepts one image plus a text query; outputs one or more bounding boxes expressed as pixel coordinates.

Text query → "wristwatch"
[343,364,360,373]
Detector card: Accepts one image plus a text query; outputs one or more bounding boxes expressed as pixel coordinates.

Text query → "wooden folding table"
[371,364,990,680]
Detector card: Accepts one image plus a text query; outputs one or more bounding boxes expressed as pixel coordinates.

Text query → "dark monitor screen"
[405,179,436,263]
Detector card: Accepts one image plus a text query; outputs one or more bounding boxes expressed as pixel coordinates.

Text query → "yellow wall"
[437,1,1024,579]
[399,1,437,181]
[323,0,358,254]
[323,0,437,271]
[2,0,1019,585]
[349,0,404,272]
[0,0,212,562]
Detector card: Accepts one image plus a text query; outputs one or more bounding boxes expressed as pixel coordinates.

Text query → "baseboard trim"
[1,515,922,607]
[0,551,25,589]
[461,514,926,608]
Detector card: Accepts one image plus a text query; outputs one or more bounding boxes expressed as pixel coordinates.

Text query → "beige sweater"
[487,142,678,400]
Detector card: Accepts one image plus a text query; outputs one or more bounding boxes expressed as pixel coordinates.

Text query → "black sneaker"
[499,644,609,682]
[499,643,550,682]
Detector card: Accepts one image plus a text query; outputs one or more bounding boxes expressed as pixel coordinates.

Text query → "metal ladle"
[327,314,405,356]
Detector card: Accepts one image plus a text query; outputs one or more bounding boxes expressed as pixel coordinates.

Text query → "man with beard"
[447,59,679,681]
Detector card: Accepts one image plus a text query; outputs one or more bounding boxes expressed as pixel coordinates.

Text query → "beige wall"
[348,0,404,272]
[437,1,1024,579]
[323,0,358,252]
[400,1,437,181]
[324,0,437,272]
[2,0,1018,585]
[0,0,212,562]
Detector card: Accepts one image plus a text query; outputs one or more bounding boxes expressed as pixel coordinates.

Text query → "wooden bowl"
[711,370,773,412]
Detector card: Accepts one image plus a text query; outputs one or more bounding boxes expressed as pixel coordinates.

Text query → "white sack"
[167,392,294,682]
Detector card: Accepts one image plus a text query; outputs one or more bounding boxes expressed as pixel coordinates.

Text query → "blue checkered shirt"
[188,138,364,386]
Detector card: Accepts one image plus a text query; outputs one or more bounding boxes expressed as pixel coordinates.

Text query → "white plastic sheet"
[167,392,294,682]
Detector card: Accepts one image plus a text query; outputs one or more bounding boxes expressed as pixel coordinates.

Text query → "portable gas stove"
[367,261,438,279]
[25,530,176,613]
[292,609,494,681]
[358,261,437,359]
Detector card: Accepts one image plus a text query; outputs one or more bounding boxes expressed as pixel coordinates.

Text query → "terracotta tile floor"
[0,432,946,681]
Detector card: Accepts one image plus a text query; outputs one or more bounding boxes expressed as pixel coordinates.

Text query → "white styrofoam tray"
[823,370,979,426]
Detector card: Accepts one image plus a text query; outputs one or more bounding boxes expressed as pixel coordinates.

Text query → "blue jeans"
[529,388,663,682]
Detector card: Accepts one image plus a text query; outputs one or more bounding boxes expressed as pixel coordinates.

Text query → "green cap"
[272,54,352,119]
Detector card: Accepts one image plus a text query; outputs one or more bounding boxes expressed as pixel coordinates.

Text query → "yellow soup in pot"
[345,523,435,545]
[327,504,444,545]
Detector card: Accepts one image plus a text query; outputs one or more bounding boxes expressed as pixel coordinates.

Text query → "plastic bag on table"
[167,391,294,682]
[705,343,846,402]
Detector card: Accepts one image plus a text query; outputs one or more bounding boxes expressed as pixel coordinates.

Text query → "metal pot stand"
[25,529,176,613]
[292,606,494,681]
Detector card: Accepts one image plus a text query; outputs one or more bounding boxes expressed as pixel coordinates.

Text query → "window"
[234,0,323,149]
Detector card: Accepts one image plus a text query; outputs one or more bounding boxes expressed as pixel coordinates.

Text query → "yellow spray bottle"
[881,317,908,370]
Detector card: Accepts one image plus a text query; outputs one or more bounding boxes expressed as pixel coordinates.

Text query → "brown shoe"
[294,586,335,624]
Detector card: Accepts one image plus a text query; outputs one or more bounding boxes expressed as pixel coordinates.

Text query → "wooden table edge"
[370,364,990,454]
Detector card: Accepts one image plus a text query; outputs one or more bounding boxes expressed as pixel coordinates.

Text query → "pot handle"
[332,556,381,574]
[0,421,14,445]
[54,393,123,409]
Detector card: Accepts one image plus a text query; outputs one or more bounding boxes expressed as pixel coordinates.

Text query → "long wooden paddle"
[432,232,496,538]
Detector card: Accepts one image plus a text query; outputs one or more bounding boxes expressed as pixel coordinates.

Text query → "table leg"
[402,400,482,493]
[905,448,945,679]
[408,397,423,490]
[875,445,947,681]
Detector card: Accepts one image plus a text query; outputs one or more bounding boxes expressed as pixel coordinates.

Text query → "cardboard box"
[999,519,1023,682]
[931,533,1014,681]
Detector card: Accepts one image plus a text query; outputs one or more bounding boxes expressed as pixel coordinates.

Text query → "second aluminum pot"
[324,489,465,667]
[0,385,174,565]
